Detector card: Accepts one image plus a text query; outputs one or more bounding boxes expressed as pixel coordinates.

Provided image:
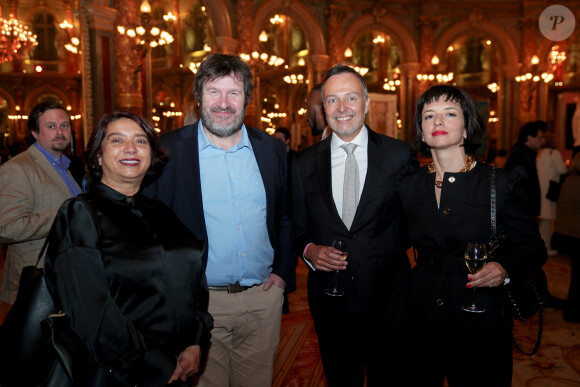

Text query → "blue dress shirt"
[198,123,274,286]
[34,143,81,197]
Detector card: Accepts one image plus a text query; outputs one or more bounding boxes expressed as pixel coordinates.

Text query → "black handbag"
[488,166,547,356]
[0,239,74,387]
[546,179,561,202]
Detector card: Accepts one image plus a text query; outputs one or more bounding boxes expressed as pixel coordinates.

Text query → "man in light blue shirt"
[199,124,274,288]
[0,102,81,303]
[144,54,295,387]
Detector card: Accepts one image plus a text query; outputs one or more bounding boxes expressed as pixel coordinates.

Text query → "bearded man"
[143,54,295,387]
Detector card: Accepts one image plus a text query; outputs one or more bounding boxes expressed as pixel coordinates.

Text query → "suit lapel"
[354,129,381,225]
[181,123,207,238]
[248,128,274,208]
[316,139,343,224]
[28,145,74,195]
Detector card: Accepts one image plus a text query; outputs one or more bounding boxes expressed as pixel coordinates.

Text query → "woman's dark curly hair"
[413,85,485,156]
[85,111,169,182]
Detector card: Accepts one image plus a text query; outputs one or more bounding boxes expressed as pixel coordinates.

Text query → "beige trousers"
[195,284,284,387]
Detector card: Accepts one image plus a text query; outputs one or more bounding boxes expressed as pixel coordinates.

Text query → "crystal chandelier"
[0,14,37,63]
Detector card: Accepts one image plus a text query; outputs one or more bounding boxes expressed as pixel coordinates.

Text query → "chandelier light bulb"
[140,0,152,14]
[163,12,176,22]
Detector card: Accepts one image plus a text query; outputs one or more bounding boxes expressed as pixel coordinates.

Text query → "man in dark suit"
[291,65,417,386]
[505,120,546,217]
[144,54,295,387]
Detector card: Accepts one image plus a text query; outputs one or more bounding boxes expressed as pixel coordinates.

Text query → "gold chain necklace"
[428,155,474,188]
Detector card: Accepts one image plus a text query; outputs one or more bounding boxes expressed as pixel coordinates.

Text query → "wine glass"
[325,238,348,297]
[461,242,488,313]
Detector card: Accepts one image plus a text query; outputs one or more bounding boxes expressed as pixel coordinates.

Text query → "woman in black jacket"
[44,111,212,386]
[398,85,546,386]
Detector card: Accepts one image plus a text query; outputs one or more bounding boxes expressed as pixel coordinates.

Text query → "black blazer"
[143,121,295,285]
[291,128,417,311]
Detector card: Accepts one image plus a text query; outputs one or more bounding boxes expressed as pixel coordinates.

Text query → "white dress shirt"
[330,126,368,217]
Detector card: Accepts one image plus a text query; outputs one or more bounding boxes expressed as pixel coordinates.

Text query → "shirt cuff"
[303,243,316,271]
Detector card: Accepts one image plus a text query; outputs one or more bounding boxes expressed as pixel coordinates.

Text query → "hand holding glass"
[325,238,348,297]
[461,242,488,313]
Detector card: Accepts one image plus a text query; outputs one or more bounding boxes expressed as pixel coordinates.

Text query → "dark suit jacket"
[505,143,540,217]
[291,128,417,318]
[143,121,295,285]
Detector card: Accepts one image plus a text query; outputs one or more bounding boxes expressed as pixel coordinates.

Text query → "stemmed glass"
[325,238,348,297]
[462,242,488,313]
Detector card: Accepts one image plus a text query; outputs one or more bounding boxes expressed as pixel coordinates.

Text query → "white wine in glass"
[461,242,488,313]
[325,238,348,297]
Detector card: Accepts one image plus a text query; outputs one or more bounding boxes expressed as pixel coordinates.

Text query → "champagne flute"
[461,242,488,313]
[325,238,348,297]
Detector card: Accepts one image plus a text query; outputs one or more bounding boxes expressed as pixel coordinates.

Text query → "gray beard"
[201,105,245,138]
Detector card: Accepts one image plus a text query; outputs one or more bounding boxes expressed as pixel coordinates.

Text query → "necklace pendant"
[435,180,443,188]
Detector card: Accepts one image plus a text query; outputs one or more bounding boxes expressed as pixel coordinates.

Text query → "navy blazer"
[143,121,295,285]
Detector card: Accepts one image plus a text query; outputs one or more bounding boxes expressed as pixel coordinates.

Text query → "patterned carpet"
[1,256,578,386]
[275,256,580,387]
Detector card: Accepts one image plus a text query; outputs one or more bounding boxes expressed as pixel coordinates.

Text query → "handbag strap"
[35,237,50,268]
[490,166,497,238]
[512,302,544,356]
[490,166,544,356]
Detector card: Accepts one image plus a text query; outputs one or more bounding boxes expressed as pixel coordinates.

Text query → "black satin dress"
[398,162,546,387]
[44,183,212,387]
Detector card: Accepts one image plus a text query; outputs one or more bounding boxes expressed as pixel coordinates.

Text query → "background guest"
[505,120,546,218]
[537,142,568,255]
[0,102,80,304]
[305,83,331,141]
[553,153,580,322]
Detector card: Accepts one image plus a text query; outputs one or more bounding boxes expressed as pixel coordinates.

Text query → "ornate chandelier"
[0,14,37,63]
[117,0,174,56]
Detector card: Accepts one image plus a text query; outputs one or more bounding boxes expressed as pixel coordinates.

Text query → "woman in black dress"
[398,85,546,386]
[44,111,212,386]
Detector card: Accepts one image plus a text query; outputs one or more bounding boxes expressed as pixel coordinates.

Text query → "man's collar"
[330,125,368,153]
[198,121,252,152]
[34,143,70,167]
